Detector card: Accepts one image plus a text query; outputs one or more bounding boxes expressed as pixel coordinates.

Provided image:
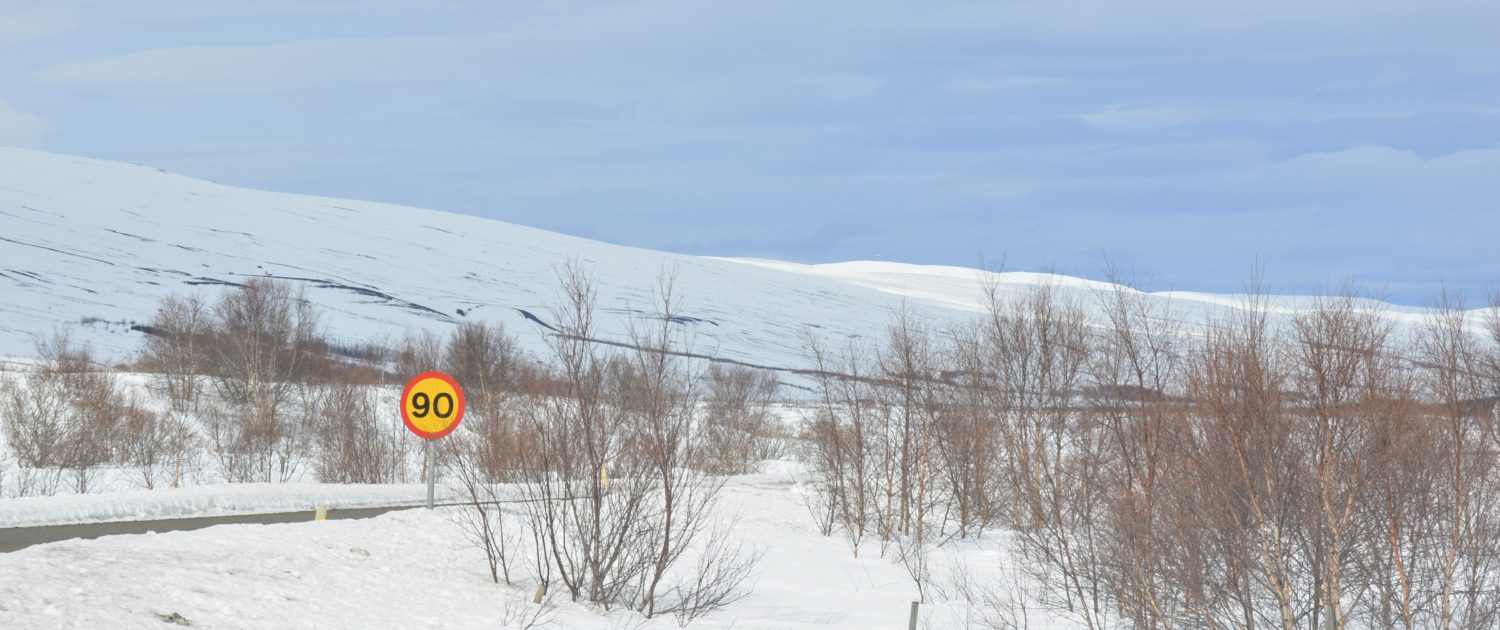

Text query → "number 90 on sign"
[400,371,465,440]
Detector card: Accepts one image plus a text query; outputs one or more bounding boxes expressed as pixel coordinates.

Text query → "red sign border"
[400,371,466,440]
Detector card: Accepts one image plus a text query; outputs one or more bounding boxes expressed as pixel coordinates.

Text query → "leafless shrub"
[0,439,9,498]
[448,397,527,588]
[444,321,520,409]
[207,278,322,403]
[458,497,521,587]
[201,398,311,484]
[701,364,785,474]
[512,262,644,608]
[1191,277,1317,630]
[309,378,403,484]
[1,330,129,494]
[443,320,531,483]
[801,303,958,568]
[945,559,1033,630]
[892,534,933,604]
[199,400,261,483]
[11,466,62,498]
[429,319,544,593]
[793,463,838,537]
[0,360,68,470]
[620,269,742,618]
[660,522,765,626]
[122,403,200,490]
[394,329,444,383]
[499,588,558,629]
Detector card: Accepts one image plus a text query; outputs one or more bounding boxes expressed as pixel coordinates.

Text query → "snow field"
[0,467,1081,629]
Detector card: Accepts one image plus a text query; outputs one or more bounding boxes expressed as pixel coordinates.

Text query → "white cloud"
[0,100,50,147]
[1078,106,1210,133]
[0,1,75,44]
[1077,104,1412,132]
[947,75,1068,93]
[917,0,1500,60]
[32,34,493,93]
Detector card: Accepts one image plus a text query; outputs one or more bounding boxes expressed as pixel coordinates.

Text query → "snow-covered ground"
[0,468,1078,630]
[4,147,1492,384]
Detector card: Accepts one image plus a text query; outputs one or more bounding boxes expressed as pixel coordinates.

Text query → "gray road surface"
[0,505,421,553]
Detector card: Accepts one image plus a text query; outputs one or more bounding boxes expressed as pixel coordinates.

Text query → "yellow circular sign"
[400,371,465,439]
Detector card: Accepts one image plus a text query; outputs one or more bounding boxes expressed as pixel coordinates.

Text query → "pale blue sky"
[2,1,1498,303]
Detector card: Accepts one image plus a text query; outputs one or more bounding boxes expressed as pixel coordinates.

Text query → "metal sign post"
[426,440,436,509]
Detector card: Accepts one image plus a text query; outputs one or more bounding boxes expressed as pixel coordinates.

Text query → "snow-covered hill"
[0,147,1488,374]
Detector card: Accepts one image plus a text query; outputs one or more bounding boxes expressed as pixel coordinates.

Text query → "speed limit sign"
[401,371,465,509]
[400,371,465,440]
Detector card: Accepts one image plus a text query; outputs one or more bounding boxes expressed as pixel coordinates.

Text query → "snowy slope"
[720,258,1485,340]
[0,147,1489,375]
[0,147,930,370]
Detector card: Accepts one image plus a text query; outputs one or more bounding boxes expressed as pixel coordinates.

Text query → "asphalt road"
[0,505,421,553]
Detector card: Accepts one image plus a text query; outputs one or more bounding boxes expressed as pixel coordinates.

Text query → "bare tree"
[139,292,210,412]
[1085,268,1186,630]
[873,304,940,546]
[513,262,648,606]
[498,588,559,630]
[621,269,744,618]
[802,330,880,557]
[203,278,323,482]
[1418,289,1500,629]
[986,281,1106,630]
[1283,287,1408,630]
[1192,276,1322,630]
[508,263,758,621]
[1360,369,1437,630]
